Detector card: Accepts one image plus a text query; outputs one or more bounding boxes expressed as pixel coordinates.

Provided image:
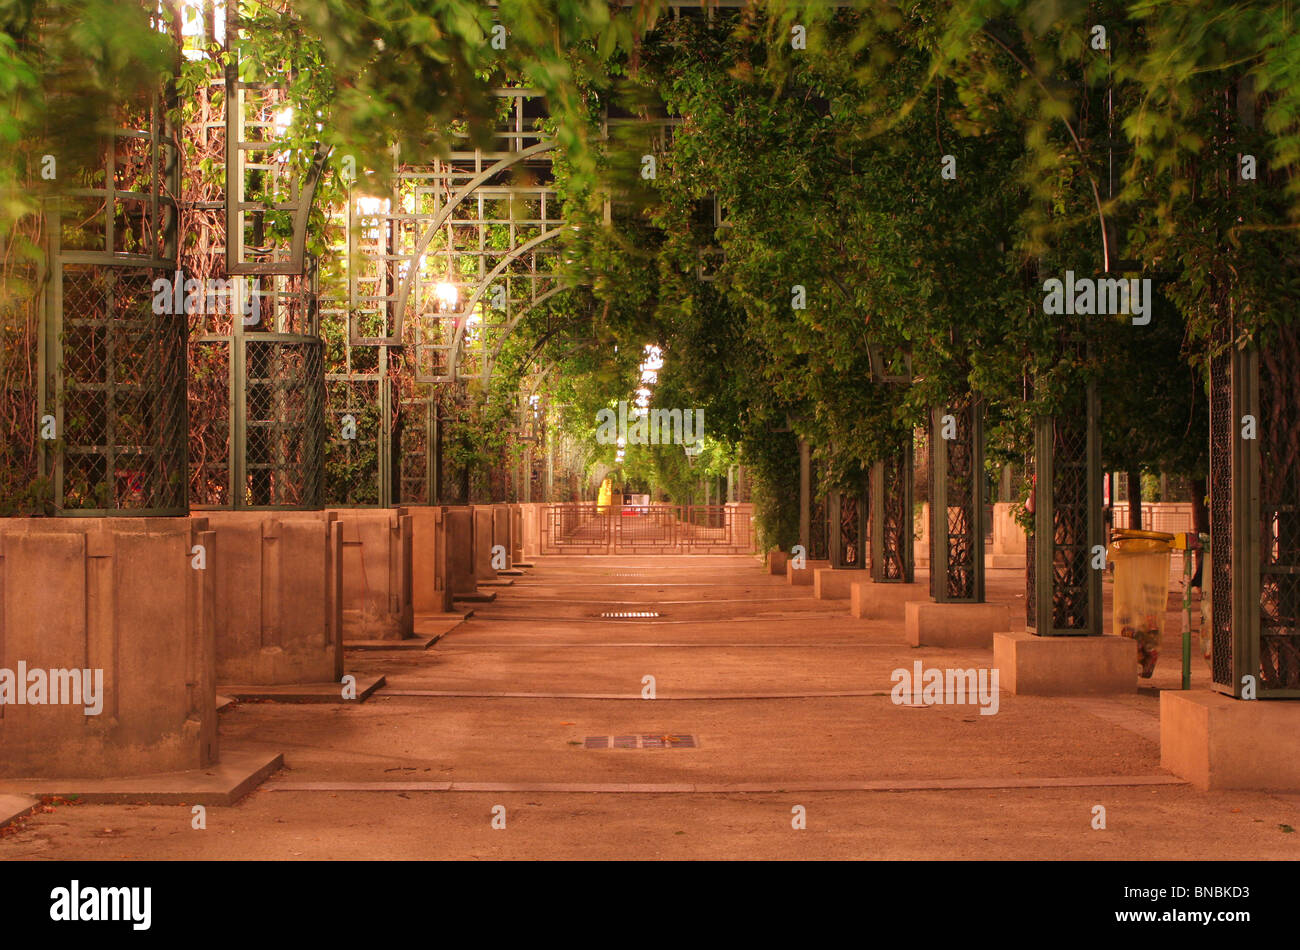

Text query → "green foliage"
[8,1,1296,519]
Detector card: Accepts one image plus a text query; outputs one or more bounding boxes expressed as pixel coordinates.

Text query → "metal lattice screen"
[42,90,183,515]
[54,265,187,513]
[187,268,326,509]
[397,397,432,504]
[1212,334,1300,698]
[871,433,915,583]
[931,401,985,603]
[188,338,232,505]
[243,338,323,507]
[1026,450,1037,628]
[808,455,829,561]
[1209,346,1237,689]
[832,488,866,569]
[1257,333,1300,693]
[224,66,327,275]
[1030,390,1102,635]
[325,377,384,505]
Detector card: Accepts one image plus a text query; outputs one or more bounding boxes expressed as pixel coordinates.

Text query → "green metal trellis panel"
[870,432,914,583]
[1030,386,1102,636]
[829,480,868,570]
[930,401,986,604]
[1209,341,1300,699]
[223,39,329,277]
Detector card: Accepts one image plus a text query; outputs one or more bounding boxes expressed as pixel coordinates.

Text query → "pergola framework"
[866,346,916,583]
[1026,382,1103,636]
[929,399,986,603]
[1209,333,1300,698]
[318,89,579,505]
[870,433,915,583]
[187,25,327,510]
[40,82,186,515]
[829,477,868,570]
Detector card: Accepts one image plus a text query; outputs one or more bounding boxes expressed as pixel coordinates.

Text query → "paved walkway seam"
[264,775,1188,794]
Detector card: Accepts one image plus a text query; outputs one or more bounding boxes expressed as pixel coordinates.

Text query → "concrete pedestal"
[905,601,1014,648]
[993,631,1133,695]
[492,503,513,570]
[1161,690,1300,791]
[402,506,453,615]
[991,503,1027,571]
[814,568,864,600]
[0,747,283,806]
[850,580,926,620]
[203,510,345,687]
[445,506,477,596]
[329,509,414,641]
[989,554,1027,570]
[473,506,497,582]
[786,558,831,586]
[0,794,36,830]
[510,504,524,565]
[0,518,218,778]
[220,674,385,704]
[521,504,543,560]
[768,550,788,575]
[915,502,930,568]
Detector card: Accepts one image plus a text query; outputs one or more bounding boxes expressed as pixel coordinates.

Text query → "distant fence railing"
[541,503,755,555]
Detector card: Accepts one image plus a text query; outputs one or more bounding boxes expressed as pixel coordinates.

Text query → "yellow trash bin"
[1109,529,1173,678]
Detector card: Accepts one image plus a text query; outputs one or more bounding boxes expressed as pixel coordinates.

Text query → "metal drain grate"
[599,611,660,619]
[584,735,697,750]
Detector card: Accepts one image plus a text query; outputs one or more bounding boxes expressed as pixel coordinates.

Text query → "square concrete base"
[787,558,831,586]
[414,611,471,638]
[993,631,1134,695]
[814,568,865,600]
[512,561,536,569]
[344,634,441,651]
[454,591,497,603]
[989,554,1027,570]
[497,568,526,576]
[1161,690,1300,791]
[768,551,788,575]
[850,580,926,620]
[905,601,1014,648]
[0,748,284,806]
[0,794,37,830]
[219,674,385,704]
[480,578,515,587]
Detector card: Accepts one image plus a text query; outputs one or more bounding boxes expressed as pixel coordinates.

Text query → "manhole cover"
[599,611,660,619]
[584,735,697,750]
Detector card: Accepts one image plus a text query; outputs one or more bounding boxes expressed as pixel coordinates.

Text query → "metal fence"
[541,504,755,555]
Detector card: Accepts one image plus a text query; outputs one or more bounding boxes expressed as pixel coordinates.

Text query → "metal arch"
[371,139,558,346]
[523,358,564,399]
[442,226,569,381]
[516,338,603,417]
[476,282,577,384]
[513,343,594,440]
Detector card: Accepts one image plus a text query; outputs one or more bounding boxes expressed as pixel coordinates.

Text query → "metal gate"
[541,503,754,555]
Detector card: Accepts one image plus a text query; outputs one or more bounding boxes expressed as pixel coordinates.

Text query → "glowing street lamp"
[272,106,294,137]
[355,196,390,217]
[434,281,459,312]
